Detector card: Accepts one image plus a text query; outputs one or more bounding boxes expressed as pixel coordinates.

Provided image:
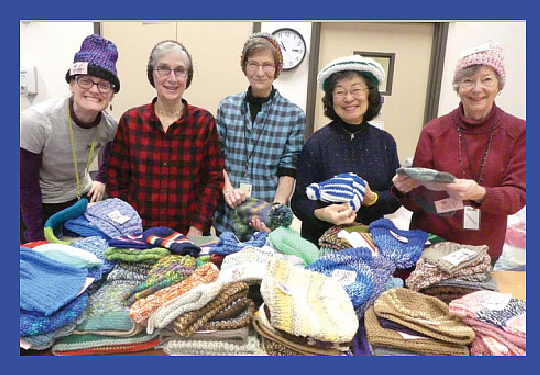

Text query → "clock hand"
[280,42,287,52]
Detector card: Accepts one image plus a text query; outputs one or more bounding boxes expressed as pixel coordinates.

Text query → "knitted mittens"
[306,173,366,212]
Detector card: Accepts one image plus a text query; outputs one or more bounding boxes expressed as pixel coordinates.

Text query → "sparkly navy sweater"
[291,119,402,245]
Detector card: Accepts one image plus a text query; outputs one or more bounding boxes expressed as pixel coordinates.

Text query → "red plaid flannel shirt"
[106,98,224,233]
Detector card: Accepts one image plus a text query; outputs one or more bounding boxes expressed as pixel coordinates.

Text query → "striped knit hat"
[317,54,385,91]
[306,173,366,212]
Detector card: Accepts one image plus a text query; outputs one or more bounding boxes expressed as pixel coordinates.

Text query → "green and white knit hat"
[317,54,385,91]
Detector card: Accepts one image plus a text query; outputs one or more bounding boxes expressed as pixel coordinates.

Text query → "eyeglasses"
[155,65,189,78]
[246,62,276,74]
[459,76,498,90]
[76,76,113,93]
[333,86,369,100]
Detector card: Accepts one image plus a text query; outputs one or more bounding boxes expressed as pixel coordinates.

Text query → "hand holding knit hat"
[306,173,366,212]
[65,34,120,91]
[232,198,294,240]
[317,54,386,91]
[454,40,506,89]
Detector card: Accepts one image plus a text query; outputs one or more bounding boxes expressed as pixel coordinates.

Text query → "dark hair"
[322,70,382,122]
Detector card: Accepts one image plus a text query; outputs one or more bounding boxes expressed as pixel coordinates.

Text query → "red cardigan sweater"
[403,103,526,258]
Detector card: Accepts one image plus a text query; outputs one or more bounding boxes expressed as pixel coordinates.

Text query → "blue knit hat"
[209,231,268,256]
[306,248,375,308]
[142,226,201,257]
[20,247,88,316]
[64,215,110,240]
[44,198,89,245]
[85,198,143,239]
[306,172,366,212]
[70,236,117,290]
[65,34,120,92]
[369,219,428,269]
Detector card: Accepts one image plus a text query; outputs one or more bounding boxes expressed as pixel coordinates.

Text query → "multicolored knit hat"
[317,54,385,91]
[65,34,120,92]
[232,198,294,240]
[369,219,428,269]
[142,226,201,257]
[306,173,366,212]
[453,40,506,89]
[20,246,88,316]
[241,32,283,78]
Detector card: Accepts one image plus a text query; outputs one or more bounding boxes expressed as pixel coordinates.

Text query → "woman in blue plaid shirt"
[213,32,306,241]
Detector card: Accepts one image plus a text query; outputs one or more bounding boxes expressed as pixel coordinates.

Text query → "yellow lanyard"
[67,104,98,199]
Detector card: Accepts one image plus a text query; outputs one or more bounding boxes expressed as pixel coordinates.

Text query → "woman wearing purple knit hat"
[392,40,526,264]
[20,34,121,243]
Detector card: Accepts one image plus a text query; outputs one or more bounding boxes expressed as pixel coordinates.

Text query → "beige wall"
[102,21,253,120]
[316,22,434,164]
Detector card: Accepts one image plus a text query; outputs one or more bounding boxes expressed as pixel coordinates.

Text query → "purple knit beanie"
[65,34,120,92]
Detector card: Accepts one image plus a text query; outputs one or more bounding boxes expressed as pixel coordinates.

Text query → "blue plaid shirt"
[214,89,306,237]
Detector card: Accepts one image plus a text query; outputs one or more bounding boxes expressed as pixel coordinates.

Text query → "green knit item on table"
[44,198,88,245]
[427,233,447,245]
[269,226,320,265]
[104,247,171,262]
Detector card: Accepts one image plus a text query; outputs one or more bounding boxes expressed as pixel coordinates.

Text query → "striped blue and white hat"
[306,172,366,212]
[317,54,385,91]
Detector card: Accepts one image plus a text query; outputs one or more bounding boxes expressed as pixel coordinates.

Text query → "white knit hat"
[317,54,386,91]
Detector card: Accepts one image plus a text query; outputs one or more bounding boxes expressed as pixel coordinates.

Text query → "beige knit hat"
[260,257,358,343]
[421,242,488,273]
[373,288,475,345]
[364,306,470,356]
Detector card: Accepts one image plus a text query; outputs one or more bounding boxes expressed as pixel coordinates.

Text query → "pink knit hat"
[453,40,506,89]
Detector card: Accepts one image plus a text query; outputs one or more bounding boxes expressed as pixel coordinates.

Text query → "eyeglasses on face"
[155,65,189,78]
[333,86,369,100]
[75,76,113,93]
[459,76,498,90]
[246,62,276,74]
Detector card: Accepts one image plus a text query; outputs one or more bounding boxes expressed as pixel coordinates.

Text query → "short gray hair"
[452,65,503,92]
[147,40,194,88]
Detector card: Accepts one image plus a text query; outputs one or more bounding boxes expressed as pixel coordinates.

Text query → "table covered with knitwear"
[20,197,526,356]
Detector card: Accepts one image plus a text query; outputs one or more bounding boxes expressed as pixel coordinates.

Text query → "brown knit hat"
[421,242,488,273]
[373,288,475,345]
[172,282,252,336]
[364,306,470,356]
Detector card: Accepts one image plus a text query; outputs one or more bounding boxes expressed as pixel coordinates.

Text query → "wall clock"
[272,28,307,71]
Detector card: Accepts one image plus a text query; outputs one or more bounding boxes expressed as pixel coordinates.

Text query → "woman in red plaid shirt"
[106,40,224,237]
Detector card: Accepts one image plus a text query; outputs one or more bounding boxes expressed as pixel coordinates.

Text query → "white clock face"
[273,29,306,70]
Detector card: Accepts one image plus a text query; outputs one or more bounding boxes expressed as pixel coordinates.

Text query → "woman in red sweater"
[392,41,526,264]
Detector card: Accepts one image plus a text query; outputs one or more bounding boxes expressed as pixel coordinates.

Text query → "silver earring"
[498,91,502,96]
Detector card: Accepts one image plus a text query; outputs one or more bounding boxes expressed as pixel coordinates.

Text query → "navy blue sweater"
[291,119,402,245]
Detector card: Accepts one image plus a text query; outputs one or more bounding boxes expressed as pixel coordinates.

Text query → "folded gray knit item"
[162,332,265,356]
[159,326,251,347]
[396,167,455,183]
[428,275,499,291]
[421,242,488,273]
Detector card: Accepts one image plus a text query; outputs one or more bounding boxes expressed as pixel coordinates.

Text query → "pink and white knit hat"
[454,40,506,89]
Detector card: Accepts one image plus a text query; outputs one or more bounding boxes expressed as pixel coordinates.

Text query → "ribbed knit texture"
[21,310,87,350]
[209,231,268,256]
[261,257,358,343]
[64,215,110,240]
[369,219,428,269]
[355,255,396,317]
[122,255,198,306]
[373,288,475,345]
[85,198,143,238]
[306,248,375,307]
[70,236,116,290]
[421,242,488,273]
[162,333,264,356]
[396,167,456,183]
[104,247,171,262]
[219,251,270,284]
[44,198,88,245]
[20,247,88,316]
[269,226,320,265]
[129,263,220,324]
[306,173,366,212]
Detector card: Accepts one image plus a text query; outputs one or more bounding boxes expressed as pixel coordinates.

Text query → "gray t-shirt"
[20,97,118,203]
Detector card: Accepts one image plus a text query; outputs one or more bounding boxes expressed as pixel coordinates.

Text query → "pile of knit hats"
[20,247,90,349]
[73,262,153,337]
[318,223,377,256]
[260,257,359,353]
[129,263,220,325]
[449,291,525,356]
[85,198,143,239]
[232,197,294,240]
[369,218,428,269]
[306,173,366,212]
[406,242,495,303]
[365,288,475,356]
